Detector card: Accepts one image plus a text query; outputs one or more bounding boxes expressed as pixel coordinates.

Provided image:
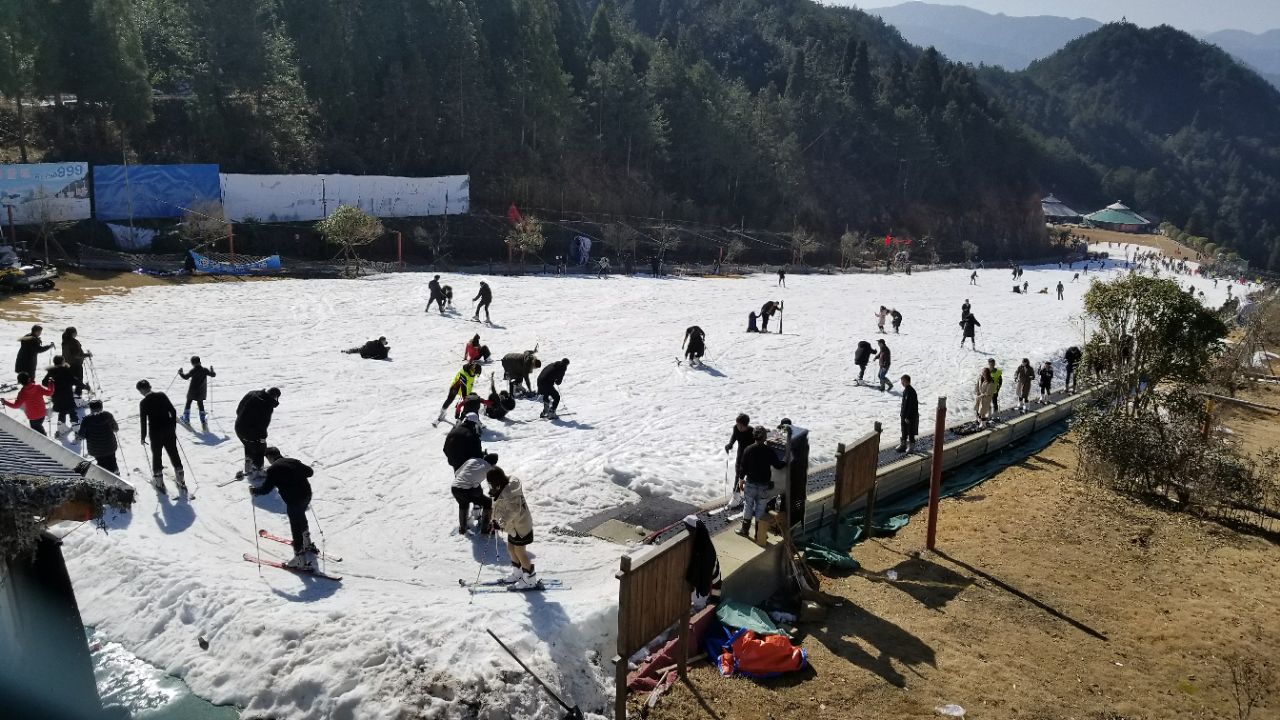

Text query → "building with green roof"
[1084,202,1151,233]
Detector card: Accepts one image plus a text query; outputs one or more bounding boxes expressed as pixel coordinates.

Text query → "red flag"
[507,203,523,225]
[884,234,893,247]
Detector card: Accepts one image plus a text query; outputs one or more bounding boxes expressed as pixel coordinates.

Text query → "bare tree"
[316,204,384,277]
[724,237,747,263]
[650,224,681,259]
[790,227,821,266]
[506,215,546,271]
[413,224,451,268]
[838,230,864,269]
[179,200,229,250]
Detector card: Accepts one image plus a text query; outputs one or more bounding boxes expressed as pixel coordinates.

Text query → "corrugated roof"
[1041,195,1081,218]
[1085,202,1150,226]
[0,428,83,482]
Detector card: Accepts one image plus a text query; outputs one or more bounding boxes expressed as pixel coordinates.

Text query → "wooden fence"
[832,424,883,538]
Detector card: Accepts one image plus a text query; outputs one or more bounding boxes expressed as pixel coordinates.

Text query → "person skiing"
[473,281,493,323]
[874,339,892,392]
[759,300,781,333]
[890,308,903,334]
[1056,281,1064,300]
[137,379,185,494]
[1022,280,1029,294]
[725,413,754,490]
[486,465,541,590]
[959,313,980,350]
[974,367,994,426]
[452,452,497,535]
[436,362,481,425]
[501,349,541,397]
[853,340,873,384]
[15,325,53,382]
[986,358,1003,414]
[1013,358,1034,412]
[42,356,85,436]
[746,311,760,333]
[464,334,492,363]
[61,327,92,397]
[250,447,318,571]
[1037,361,1054,403]
[777,267,786,287]
[444,412,485,470]
[874,306,890,333]
[683,326,706,366]
[178,356,217,425]
[78,399,120,473]
[235,387,280,482]
[737,426,788,539]
[343,337,390,360]
[426,275,447,314]
[1064,346,1083,392]
[537,358,570,419]
[961,299,971,319]
[969,270,978,285]
[895,374,919,453]
[2,372,52,434]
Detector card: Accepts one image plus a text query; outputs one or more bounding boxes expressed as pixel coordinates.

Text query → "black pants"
[540,386,560,414]
[440,386,462,413]
[184,398,206,415]
[1064,365,1076,391]
[239,433,266,470]
[150,434,182,474]
[451,486,492,533]
[28,418,46,435]
[56,406,80,424]
[94,453,119,473]
[900,417,917,446]
[856,363,867,382]
[286,499,311,553]
[761,314,771,331]
[71,363,86,395]
[475,299,491,320]
[428,295,445,313]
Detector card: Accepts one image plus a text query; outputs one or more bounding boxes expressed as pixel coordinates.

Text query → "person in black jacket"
[78,399,119,473]
[854,340,873,384]
[895,375,919,453]
[42,355,85,436]
[738,426,788,538]
[236,387,280,482]
[874,339,892,392]
[137,379,185,494]
[683,326,706,366]
[959,313,980,350]
[1064,346,1083,392]
[15,325,53,381]
[61,327,92,396]
[178,356,216,425]
[724,413,754,490]
[890,309,903,334]
[473,281,493,323]
[426,275,447,314]
[344,338,389,360]
[250,447,318,571]
[759,300,781,333]
[443,413,485,470]
[537,358,569,419]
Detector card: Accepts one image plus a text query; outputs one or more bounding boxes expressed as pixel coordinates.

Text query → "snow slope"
[1,249,1239,719]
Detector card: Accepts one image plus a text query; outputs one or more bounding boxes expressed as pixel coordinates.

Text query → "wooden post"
[678,598,691,678]
[926,397,947,550]
[395,230,403,267]
[614,554,632,720]
[863,421,883,541]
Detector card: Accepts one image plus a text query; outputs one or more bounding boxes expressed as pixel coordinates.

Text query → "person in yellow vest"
[434,362,481,426]
[986,358,1003,414]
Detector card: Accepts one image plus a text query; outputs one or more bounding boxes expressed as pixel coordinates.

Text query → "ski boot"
[199,412,208,428]
[175,469,189,496]
[283,552,315,572]
[510,568,541,591]
[152,472,167,493]
[502,563,523,583]
[181,412,191,425]
[300,531,320,557]
[54,422,70,439]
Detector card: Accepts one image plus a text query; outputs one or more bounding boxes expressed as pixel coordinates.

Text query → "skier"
[61,327,92,397]
[137,379,185,494]
[854,340,873,384]
[874,306,889,333]
[235,387,281,482]
[895,374,918,453]
[426,275,447,314]
[42,356,85,436]
[2,372,52,434]
[443,412,485,470]
[1037,361,1054,403]
[959,313,980,350]
[178,356,217,425]
[890,308,903,334]
[452,452,497,535]
[724,413,754,490]
[501,349,541,397]
[974,367,994,426]
[1064,346,1082,392]
[746,311,760,333]
[15,325,53,381]
[986,358,1003,414]
[442,285,455,308]
[961,299,971,319]
[436,362,481,424]
[464,334,492,364]
[1056,281,1064,300]
[737,426,788,538]
[78,399,120,473]
[537,358,570,419]
[1013,358,1034,412]
[759,301,781,333]
[487,466,541,590]
[473,281,493,323]
[250,447,318,571]
[683,326,706,365]
[874,339,892,392]
[969,270,978,285]
[1072,272,1080,283]
[777,267,786,287]
[343,337,390,360]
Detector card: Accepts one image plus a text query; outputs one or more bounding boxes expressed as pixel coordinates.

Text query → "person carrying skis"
[1064,346,1083,392]
[1037,361,1054,403]
[895,374,918,453]
[759,301,781,333]
[2,372,52,434]
[1014,358,1034,411]
[854,340,873,384]
[986,358,1003,414]
[501,349,541,397]
[874,306,889,333]
[874,339,892,392]
[78,399,120,473]
[537,358,570,419]
[426,275,447,314]
[473,281,493,323]
[974,367,994,426]
[178,356,216,425]
[344,338,389,360]
[1056,281,1064,300]
[890,308,903,334]
[137,379,185,494]
[452,452,497,535]
[724,413,754,490]
[683,326,706,365]
[959,313,980,350]
[464,334,491,364]
[737,426,788,539]
[444,412,485,470]
[487,465,541,590]
[15,325,53,382]
[250,447,318,571]
[42,356,85,436]
[61,327,92,397]
[236,387,280,482]
[436,362,481,424]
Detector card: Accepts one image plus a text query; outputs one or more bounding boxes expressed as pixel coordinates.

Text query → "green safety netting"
[715,600,781,635]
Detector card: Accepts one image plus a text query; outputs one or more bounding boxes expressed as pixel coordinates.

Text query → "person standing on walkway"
[895,375,918,453]
[14,325,53,382]
[1014,358,1034,412]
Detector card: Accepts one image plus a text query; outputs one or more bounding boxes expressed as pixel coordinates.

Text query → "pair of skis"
[243,529,343,581]
[458,577,567,594]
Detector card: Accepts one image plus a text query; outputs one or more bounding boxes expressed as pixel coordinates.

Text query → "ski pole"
[486,629,582,719]
[175,436,198,496]
[113,430,133,481]
[165,370,180,394]
[724,454,731,504]
[250,490,262,575]
[309,505,327,558]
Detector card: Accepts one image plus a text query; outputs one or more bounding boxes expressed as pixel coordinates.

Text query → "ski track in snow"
[2,247,1246,719]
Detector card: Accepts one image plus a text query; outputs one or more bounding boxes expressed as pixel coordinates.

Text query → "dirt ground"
[1073,226,1200,261]
[0,268,262,323]
[639,430,1279,720]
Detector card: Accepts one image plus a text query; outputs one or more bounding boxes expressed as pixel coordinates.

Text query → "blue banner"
[191,252,282,276]
[94,164,221,220]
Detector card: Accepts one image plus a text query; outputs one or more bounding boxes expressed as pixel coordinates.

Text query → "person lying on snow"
[343,337,389,360]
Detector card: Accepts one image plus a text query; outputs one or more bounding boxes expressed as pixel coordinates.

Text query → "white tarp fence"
[220,173,469,222]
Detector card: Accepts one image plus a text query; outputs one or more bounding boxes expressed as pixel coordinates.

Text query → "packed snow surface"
[3,247,1242,718]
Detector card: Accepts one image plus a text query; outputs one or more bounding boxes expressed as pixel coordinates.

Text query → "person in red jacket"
[2,372,54,434]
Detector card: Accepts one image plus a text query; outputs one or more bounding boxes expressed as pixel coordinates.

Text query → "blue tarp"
[191,252,282,276]
[93,164,221,220]
[106,223,157,251]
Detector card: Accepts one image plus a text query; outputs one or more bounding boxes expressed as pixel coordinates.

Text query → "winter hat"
[682,514,700,529]
[464,412,480,425]
[561,358,570,366]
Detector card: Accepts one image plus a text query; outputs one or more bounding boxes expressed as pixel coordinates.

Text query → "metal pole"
[6,205,15,245]
[926,397,947,550]
[396,230,403,267]
[228,224,236,262]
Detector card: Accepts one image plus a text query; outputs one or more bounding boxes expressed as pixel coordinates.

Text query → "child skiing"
[452,452,497,535]
[78,399,120,473]
[250,447,319,571]
[746,311,760,333]
[896,375,918,453]
[436,362,481,425]
[473,281,493,323]
[1037,361,1054,403]
[42,355,85,436]
[137,379,186,494]
[236,387,281,482]
[683,326,706,366]
[537,358,570,419]
[1014,358,1034,411]
[854,340,873,384]
[2,372,52,434]
[178,356,217,426]
[959,313,980,350]
[486,466,542,590]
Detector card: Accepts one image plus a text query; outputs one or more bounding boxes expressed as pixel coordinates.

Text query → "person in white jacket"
[453,453,497,535]
[487,466,541,590]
